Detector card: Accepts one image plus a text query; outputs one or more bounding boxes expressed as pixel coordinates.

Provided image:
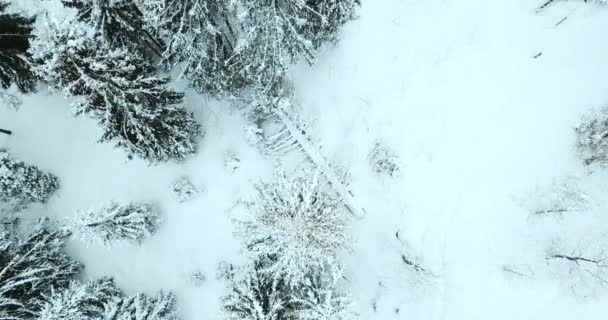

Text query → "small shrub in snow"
[576,107,608,166]
[75,201,160,246]
[171,177,198,203]
[188,270,206,287]
[0,218,81,319]
[235,168,351,284]
[224,151,241,174]
[546,240,608,297]
[243,123,264,146]
[528,177,591,217]
[0,148,60,211]
[368,142,401,178]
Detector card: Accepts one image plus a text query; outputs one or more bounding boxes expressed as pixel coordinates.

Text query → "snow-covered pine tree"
[30,18,200,162]
[0,148,60,211]
[103,291,179,320]
[291,262,357,320]
[61,0,164,57]
[143,0,238,95]
[39,278,121,320]
[0,219,81,320]
[74,201,160,246]
[229,0,359,92]
[221,259,293,320]
[39,277,180,320]
[304,0,360,47]
[235,168,351,284]
[0,1,36,93]
[576,107,608,166]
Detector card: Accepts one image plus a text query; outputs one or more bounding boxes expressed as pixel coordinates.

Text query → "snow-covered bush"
[546,239,608,297]
[0,148,59,211]
[39,278,120,320]
[224,151,241,174]
[143,0,237,95]
[188,270,206,287]
[526,177,591,217]
[0,1,36,93]
[368,142,401,178]
[576,107,608,166]
[171,177,199,203]
[0,219,81,319]
[235,168,351,284]
[74,201,160,246]
[29,17,201,163]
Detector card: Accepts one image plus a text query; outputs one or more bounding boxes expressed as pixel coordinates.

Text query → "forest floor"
[3,0,608,319]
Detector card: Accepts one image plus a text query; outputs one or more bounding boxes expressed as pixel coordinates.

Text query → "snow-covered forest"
[1,0,608,319]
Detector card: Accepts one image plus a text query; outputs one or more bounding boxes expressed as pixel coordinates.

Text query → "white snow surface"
[3,0,608,319]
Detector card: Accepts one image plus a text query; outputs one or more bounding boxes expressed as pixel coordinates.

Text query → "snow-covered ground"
[3,0,608,319]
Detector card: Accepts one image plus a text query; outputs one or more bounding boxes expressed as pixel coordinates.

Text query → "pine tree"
[235,168,351,284]
[103,291,179,320]
[0,1,36,93]
[0,219,81,320]
[0,148,60,212]
[39,278,179,320]
[29,18,201,162]
[74,201,160,246]
[61,0,164,56]
[38,278,121,320]
[143,0,237,95]
[229,0,359,93]
[221,260,357,320]
[221,260,294,320]
[291,262,356,320]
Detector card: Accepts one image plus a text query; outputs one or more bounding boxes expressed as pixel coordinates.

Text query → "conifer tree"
[29,18,200,162]
[235,168,351,284]
[0,1,35,93]
[221,260,357,320]
[292,262,356,320]
[39,278,120,320]
[103,291,179,320]
[74,201,160,246]
[228,0,359,93]
[61,0,164,56]
[0,219,81,319]
[0,148,60,212]
[221,260,293,320]
[143,0,237,95]
[39,277,179,320]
